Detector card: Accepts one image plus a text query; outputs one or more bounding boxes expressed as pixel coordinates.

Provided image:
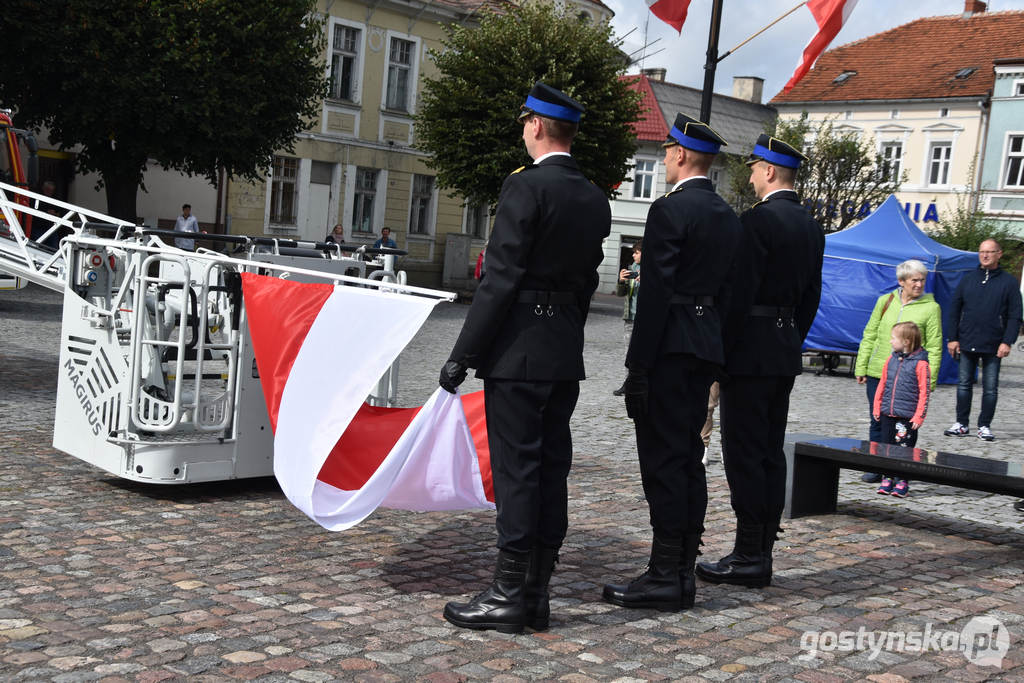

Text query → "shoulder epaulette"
[751,198,767,208]
[511,165,531,175]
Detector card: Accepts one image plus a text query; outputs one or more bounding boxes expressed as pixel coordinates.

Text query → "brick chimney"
[963,0,987,17]
[732,76,764,104]
[641,67,666,82]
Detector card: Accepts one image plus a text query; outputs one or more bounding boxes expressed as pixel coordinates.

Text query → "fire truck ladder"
[0,180,136,292]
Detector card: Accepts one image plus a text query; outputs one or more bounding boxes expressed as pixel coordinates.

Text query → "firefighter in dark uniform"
[602,113,741,612]
[438,83,611,633]
[696,134,824,588]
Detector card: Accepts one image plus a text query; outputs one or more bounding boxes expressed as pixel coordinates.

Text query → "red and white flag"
[241,273,494,531]
[783,0,858,92]
[646,0,692,33]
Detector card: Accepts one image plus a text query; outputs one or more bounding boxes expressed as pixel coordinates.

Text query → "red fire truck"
[0,109,38,289]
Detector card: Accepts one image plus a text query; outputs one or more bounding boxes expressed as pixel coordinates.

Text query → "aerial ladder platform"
[0,177,454,484]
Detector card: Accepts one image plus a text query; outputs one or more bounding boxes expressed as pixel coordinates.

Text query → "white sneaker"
[702,446,709,467]
[978,426,995,441]
[944,422,968,436]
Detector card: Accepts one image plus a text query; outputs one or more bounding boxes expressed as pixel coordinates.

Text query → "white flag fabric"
[241,273,494,531]
[784,0,859,93]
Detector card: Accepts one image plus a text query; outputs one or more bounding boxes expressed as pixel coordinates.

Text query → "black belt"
[670,294,716,306]
[517,290,577,305]
[750,305,795,318]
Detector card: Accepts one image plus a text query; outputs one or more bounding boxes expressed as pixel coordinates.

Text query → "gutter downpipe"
[972,94,991,214]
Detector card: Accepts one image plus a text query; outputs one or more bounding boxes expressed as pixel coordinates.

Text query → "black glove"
[439,360,468,393]
[620,368,649,420]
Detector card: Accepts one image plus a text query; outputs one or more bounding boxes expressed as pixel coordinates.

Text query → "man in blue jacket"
[943,240,1022,441]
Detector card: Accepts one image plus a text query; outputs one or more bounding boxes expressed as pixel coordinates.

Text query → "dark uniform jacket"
[723,189,825,377]
[626,177,741,371]
[945,266,1023,354]
[449,154,611,380]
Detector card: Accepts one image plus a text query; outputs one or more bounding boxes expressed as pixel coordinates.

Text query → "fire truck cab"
[0,109,38,289]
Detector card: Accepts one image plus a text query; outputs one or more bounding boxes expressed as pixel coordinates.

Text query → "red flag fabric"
[241,273,494,531]
[783,0,859,93]
[645,0,692,34]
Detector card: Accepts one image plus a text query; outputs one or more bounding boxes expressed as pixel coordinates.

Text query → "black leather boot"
[523,546,558,631]
[443,549,530,633]
[694,521,771,588]
[602,537,684,612]
[679,532,702,609]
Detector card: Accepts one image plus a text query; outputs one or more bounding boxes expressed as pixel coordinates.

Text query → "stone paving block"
[2,290,1024,680]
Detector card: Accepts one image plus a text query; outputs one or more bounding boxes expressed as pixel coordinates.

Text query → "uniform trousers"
[483,378,580,553]
[720,375,796,525]
[635,354,715,539]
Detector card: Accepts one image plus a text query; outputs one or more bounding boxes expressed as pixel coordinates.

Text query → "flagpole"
[698,0,725,124]
[717,1,808,64]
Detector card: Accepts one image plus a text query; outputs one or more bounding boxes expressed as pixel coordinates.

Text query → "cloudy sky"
[604,0,1024,103]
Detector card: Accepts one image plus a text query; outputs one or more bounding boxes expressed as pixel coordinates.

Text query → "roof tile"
[623,75,668,141]
[771,10,1024,104]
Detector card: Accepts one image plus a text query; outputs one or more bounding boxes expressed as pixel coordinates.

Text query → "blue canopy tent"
[804,195,977,384]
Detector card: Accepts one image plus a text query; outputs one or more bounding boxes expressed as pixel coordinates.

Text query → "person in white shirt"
[174,203,199,250]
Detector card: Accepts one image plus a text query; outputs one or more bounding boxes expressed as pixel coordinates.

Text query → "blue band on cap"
[752,144,801,168]
[524,95,581,122]
[669,126,721,154]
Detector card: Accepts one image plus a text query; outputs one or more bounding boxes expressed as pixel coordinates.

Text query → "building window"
[269,156,298,225]
[409,174,434,234]
[890,110,899,119]
[632,159,656,199]
[1015,81,1024,97]
[1005,135,1024,188]
[880,142,903,181]
[352,167,378,233]
[844,111,852,120]
[939,108,949,118]
[928,142,952,186]
[465,203,490,239]
[330,25,360,101]
[709,168,721,188]
[386,37,414,112]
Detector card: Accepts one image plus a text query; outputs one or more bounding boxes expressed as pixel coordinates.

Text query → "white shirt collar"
[671,175,708,192]
[761,188,793,201]
[532,151,571,164]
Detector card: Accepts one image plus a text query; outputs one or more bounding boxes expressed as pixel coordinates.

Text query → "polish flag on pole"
[241,273,494,531]
[645,0,692,33]
[783,0,858,92]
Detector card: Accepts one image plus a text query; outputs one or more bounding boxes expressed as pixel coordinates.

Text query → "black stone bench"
[783,435,1024,519]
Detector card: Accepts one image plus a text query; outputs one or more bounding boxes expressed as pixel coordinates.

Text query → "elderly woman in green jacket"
[855,259,942,467]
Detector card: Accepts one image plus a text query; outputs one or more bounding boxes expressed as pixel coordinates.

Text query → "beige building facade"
[776,101,986,228]
[225,0,505,287]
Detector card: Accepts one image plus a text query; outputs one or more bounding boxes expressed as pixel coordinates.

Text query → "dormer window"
[954,67,977,80]
[832,71,856,84]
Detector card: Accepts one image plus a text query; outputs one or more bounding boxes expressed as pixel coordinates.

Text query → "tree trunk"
[103,170,141,223]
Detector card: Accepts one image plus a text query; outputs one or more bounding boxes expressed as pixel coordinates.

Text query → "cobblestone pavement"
[1,283,1023,682]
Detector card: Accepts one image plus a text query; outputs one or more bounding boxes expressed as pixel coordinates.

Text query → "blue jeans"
[956,352,1001,428]
[865,376,882,442]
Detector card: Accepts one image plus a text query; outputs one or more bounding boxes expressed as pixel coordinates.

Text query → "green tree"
[415,3,642,207]
[0,0,327,220]
[724,114,902,232]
